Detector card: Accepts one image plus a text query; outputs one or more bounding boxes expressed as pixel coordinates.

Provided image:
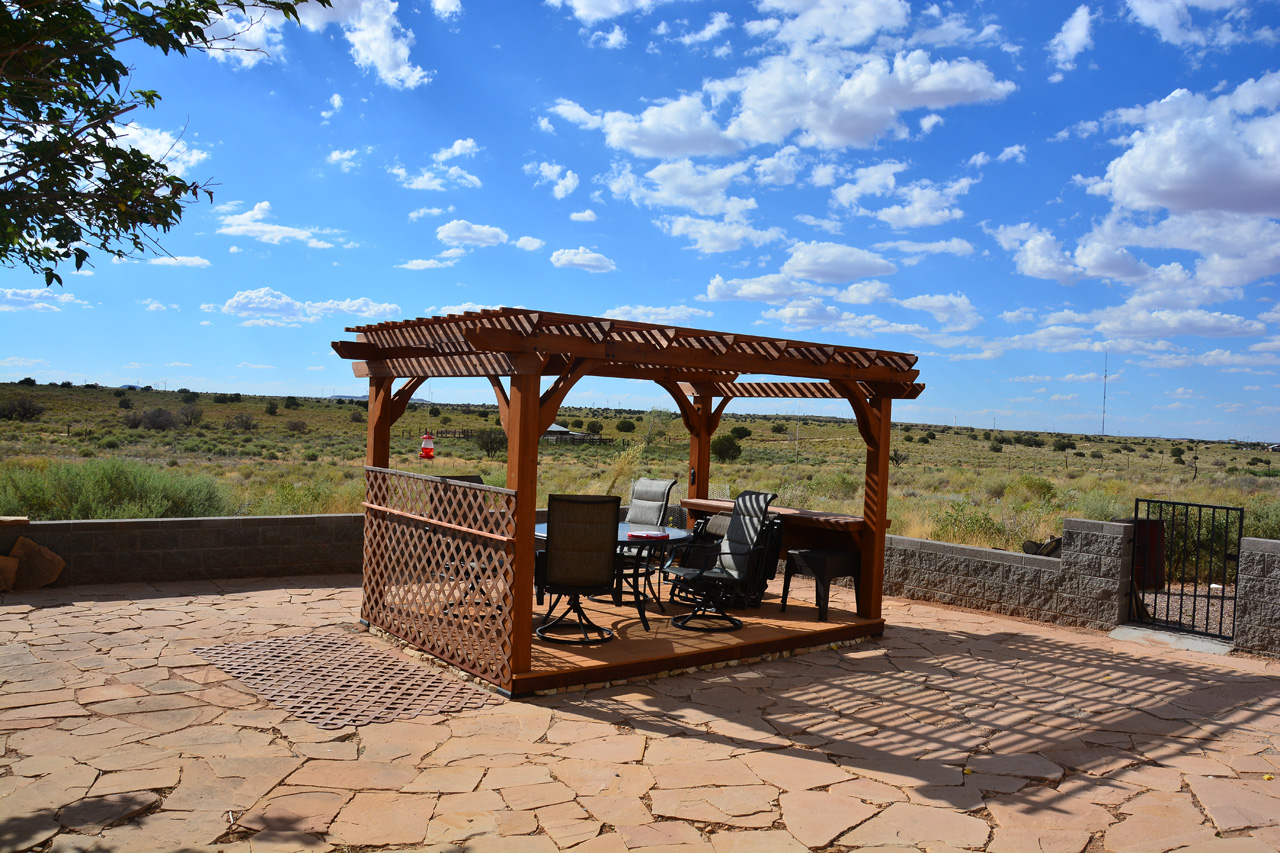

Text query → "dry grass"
[3,382,1278,548]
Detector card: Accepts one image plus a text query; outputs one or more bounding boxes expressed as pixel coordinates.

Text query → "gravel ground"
[1137,582,1237,639]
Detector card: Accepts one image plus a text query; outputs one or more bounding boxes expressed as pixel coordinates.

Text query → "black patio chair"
[624,477,677,525]
[663,490,781,632]
[534,494,622,645]
[614,477,679,619]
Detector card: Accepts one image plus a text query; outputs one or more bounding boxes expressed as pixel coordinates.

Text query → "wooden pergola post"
[366,376,394,468]
[505,373,540,674]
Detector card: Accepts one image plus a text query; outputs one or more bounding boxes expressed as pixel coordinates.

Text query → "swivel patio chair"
[615,477,679,617]
[624,477,678,525]
[664,490,781,632]
[534,494,622,645]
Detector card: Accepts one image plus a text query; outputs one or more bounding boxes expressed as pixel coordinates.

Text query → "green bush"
[285,396,302,410]
[730,426,752,440]
[0,459,232,520]
[586,420,603,434]
[771,422,786,434]
[98,437,120,449]
[616,419,636,433]
[118,396,132,410]
[265,402,279,416]
[710,434,742,462]
[571,419,584,429]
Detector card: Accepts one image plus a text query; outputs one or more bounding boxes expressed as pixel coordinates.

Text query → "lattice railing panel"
[363,468,516,688]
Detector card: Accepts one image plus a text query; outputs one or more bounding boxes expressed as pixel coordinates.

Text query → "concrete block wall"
[880,518,1133,632]
[1236,537,1280,657]
[0,515,364,586]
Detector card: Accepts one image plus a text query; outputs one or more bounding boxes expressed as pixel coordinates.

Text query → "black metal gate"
[1129,499,1243,640]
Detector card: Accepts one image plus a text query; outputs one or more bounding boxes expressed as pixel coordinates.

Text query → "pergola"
[332,307,923,693]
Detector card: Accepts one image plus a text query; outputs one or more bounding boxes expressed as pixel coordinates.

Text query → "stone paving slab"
[2,575,1280,852]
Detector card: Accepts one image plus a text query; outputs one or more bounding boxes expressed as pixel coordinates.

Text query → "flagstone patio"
[2,574,1279,853]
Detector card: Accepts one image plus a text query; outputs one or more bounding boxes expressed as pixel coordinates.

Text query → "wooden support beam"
[537,358,597,433]
[488,376,510,431]
[389,378,425,424]
[506,373,540,675]
[365,376,394,469]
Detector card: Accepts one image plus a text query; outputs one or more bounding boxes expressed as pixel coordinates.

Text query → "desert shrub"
[989,441,1003,453]
[1006,475,1056,504]
[178,404,203,427]
[303,450,319,461]
[17,377,36,387]
[932,502,1008,547]
[118,396,132,409]
[265,402,279,416]
[141,408,179,431]
[225,413,258,432]
[285,396,301,410]
[0,397,45,422]
[439,416,452,425]
[771,422,786,434]
[121,411,144,429]
[349,410,364,423]
[571,419,584,428]
[903,434,914,443]
[916,436,930,445]
[0,459,232,520]
[924,431,936,440]
[556,418,569,428]
[98,437,120,449]
[429,406,441,417]
[730,426,752,440]
[586,420,603,434]
[180,391,200,404]
[113,388,126,398]
[710,434,742,462]
[285,419,307,434]
[616,419,636,433]
[1091,450,1104,459]
[474,428,507,458]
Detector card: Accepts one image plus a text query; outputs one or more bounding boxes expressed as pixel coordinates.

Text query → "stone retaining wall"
[0,515,364,586]
[1236,537,1280,657]
[878,518,1132,632]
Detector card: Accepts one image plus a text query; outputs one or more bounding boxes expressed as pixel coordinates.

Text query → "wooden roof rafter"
[336,307,923,400]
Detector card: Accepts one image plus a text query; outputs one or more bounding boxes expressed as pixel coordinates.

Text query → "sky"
[3,0,1280,441]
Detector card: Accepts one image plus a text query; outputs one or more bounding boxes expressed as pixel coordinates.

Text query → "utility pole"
[1101,353,1108,437]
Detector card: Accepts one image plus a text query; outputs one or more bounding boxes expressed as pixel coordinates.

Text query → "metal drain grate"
[193,632,501,729]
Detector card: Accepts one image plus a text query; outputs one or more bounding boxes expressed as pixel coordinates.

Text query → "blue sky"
[4,0,1280,441]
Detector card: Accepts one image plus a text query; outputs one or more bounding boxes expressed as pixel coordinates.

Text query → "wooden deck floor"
[512,579,882,695]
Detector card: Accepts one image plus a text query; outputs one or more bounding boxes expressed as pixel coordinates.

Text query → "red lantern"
[419,432,435,460]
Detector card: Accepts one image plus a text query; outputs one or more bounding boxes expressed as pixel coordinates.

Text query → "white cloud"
[432,0,461,19]
[919,114,944,135]
[710,49,1015,151]
[1088,74,1280,217]
[867,177,974,228]
[968,152,991,168]
[552,94,737,158]
[433,138,480,163]
[587,24,628,49]
[608,159,755,218]
[515,236,546,251]
[1123,0,1269,48]
[544,0,674,24]
[327,148,359,172]
[1051,393,1078,401]
[148,256,210,268]
[1049,5,1094,73]
[397,258,458,269]
[835,280,893,305]
[166,361,192,367]
[139,298,179,311]
[112,124,209,177]
[217,202,335,249]
[781,241,897,283]
[408,206,446,221]
[321,93,343,119]
[997,144,1026,163]
[388,162,481,191]
[239,362,275,369]
[550,246,617,272]
[1000,307,1037,323]
[436,219,508,246]
[660,216,784,253]
[754,145,802,186]
[701,273,834,304]
[209,287,401,326]
[538,116,556,134]
[297,0,432,89]
[897,292,981,331]
[679,11,732,45]
[524,161,580,199]
[873,238,974,257]
[991,223,1082,285]
[795,214,842,234]
[831,161,907,207]
[603,304,714,323]
[570,209,597,221]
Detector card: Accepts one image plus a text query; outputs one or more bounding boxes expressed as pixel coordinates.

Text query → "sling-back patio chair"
[534,494,622,645]
[663,490,781,632]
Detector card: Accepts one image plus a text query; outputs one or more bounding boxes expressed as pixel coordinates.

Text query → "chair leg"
[536,594,614,644]
[670,590,742,632]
